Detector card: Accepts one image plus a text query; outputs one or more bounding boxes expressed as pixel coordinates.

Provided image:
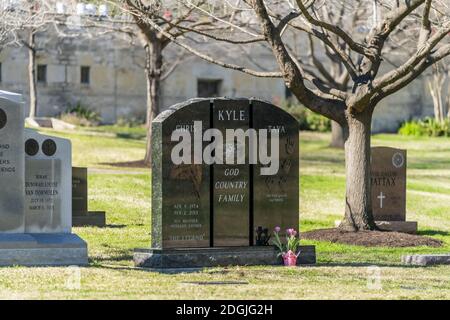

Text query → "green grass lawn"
[1,126,449,299]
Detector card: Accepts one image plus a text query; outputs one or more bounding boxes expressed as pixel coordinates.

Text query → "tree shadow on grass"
[75,224,126,229]
[301,155,344,165]
[408,159,450,170]
[104,224,127,229]
[116,133,146,140]
[90,261,426,273]
[89,250,133,265]
[100,160,150,169]
[417,230,450,237]
[92,261,204,274]
[304,262,424,269]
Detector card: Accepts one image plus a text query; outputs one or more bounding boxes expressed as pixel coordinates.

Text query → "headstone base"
[0,233,88,266]
[73,211,106,227]
[133,245,316,269]
[334,220,417,234]
[375,221,417,234]
[402,254,450,266]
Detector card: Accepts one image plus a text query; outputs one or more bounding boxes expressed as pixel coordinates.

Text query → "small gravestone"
[134,98,315,268]
[24,129,72,233]
[72,167,106,227]
[0,91,87,266]
[370,147,417,233]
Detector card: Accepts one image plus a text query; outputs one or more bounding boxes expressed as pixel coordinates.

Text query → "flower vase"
[282,251,297,266]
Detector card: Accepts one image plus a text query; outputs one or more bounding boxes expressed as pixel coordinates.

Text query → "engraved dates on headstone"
[25,159,62,231]
[154,100,211,249]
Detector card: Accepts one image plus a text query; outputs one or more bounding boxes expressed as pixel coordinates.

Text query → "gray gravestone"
[0,91,25,233]
[371,147,406,221]
[135,98,313,268]
[24,129,72,233]
[370,146,417,233]
[0,91,87,266]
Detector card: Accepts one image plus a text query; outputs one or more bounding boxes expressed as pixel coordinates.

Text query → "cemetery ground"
[0,127,449,299]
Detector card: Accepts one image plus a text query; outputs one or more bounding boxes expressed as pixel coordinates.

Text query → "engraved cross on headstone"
[377,192,385,209]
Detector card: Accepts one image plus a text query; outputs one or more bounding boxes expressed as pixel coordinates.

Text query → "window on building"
[197,79,222,97]
[285,86,293,100]
[81,66,90,85]
[37,64,47,83]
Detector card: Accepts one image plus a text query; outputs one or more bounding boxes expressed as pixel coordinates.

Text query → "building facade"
[0,29,436,132]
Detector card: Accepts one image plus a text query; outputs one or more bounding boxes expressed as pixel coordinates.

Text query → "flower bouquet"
[272,227,301,266]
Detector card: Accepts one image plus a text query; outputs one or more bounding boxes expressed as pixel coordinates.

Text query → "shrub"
[398,117,450,137]
[60,102,101,127]
[116,116,145,128]
[281,101,331,132]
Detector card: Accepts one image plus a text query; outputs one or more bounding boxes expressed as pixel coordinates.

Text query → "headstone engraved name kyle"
[371,147,417,233]
[134,98,315,268]
[0,91,87,266]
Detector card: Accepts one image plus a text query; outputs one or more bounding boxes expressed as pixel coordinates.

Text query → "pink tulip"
[274,226,281,233]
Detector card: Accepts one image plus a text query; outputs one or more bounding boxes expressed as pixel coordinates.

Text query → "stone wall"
[0,29,436,132]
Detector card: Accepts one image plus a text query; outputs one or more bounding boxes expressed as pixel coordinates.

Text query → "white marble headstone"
[24,129,72,233]
[0,91,25,233]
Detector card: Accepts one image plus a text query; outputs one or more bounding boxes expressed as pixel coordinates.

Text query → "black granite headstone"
[252,100,299,243]
[153,100,211,248]
[71,167,106,227]
[151,98,299,249]
[72,167,88,213]
[213,99,250,247]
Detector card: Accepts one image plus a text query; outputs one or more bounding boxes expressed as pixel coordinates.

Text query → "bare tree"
[1,1,53,118]
[301,2,367,148]
[130,0,450,231]
[110,0,228,166]
[0,1,46,54]
[13,0,136,119]
[427,62,450,122]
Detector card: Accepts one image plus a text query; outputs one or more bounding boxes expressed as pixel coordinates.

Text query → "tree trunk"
[428,69,447,123]
[143,39,163,166]
[339,107,377,231]
[28,31,37,119]
[329,120,348,149]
